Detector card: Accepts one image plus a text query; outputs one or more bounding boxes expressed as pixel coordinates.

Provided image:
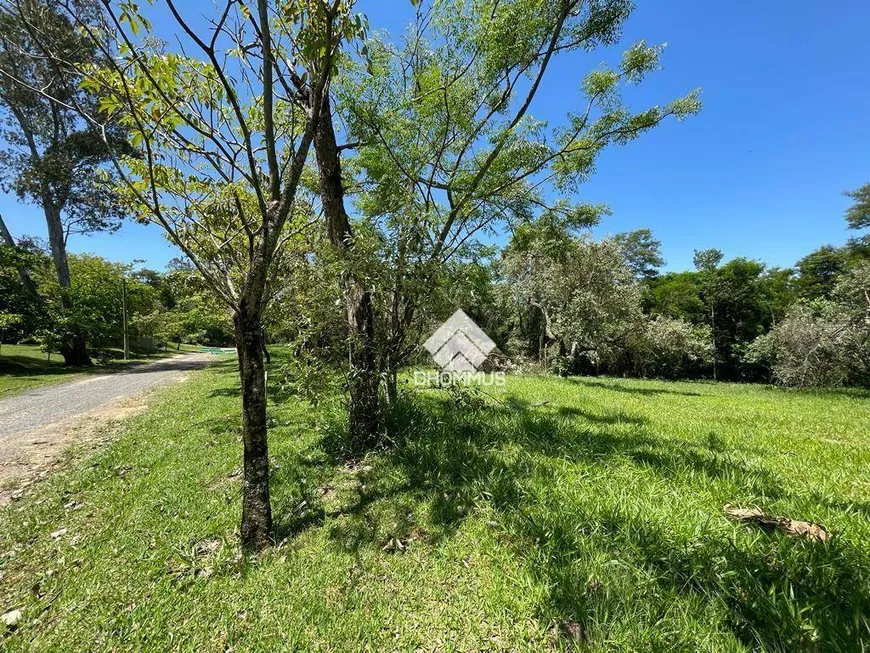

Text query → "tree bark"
[385,368,399,406]
[60,333,90,366]
[262,327,271,364]
[345,284,380,445]
[314,93,380,448]
[42,201,90,366]
[234,303,272,551]
[44,202,71,290]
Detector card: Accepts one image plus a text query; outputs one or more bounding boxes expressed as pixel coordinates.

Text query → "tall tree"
[844,183,870,262]
[313,91,380,447]
[0,0,126,364]
[10,0,363,550]
[337,0,701,401]
[645,271,705,323]
[0,219,46,341]
[795,245,848,300]
[845,182,870,231]
[693,248,723,379]
[502,229,644,368]
[614,228,664,280]
[0,212,40,301]
[709,257,771,380]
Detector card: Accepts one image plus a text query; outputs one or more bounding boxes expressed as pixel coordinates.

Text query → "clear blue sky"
[2,0,868,272]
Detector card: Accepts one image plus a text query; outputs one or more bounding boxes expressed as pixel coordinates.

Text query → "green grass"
[1,354,868,651]
[0,343,200,398]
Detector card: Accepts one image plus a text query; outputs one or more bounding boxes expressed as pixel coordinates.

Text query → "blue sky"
[2,0,868,272]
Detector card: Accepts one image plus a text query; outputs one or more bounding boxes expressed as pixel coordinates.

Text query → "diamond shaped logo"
[423,309,496,372]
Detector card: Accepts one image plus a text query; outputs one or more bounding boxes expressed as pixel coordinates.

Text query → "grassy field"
[1,355,868,651]
[0,343,200,397]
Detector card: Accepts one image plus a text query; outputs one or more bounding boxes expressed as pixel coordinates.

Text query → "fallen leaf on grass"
[1,609,22,628]
[382,537,405,552]
[49,528,67,540]
[192,537,221,559]
[555,620,587,645]
[723,505,832,542]
[381,529,425,553]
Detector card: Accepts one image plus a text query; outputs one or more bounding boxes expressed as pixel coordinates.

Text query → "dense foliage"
[4,194,868,388]
[0,245,232,358]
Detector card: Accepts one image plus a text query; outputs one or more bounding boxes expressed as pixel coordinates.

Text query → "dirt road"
[0,353,217,505]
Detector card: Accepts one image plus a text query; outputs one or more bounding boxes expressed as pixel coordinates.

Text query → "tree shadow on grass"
[298,389,868,650]
[0,352,214,381]
[512,504,868,650]
[0,354,68,376]
[555,404,649,426]
[572,377,705,397]
[0,354,119,382]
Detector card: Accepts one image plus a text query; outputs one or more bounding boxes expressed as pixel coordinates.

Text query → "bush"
[746,300,869,388]
[631,316,713,379]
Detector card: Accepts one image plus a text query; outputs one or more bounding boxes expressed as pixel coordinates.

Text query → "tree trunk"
[262,327,271,364]
[43,202,90,366]
[234,304,272,551]
[384,368,399,406]
[346,285,380,446]
[314,93,380,447]
[45,203,71,291]
[60,333,90,366]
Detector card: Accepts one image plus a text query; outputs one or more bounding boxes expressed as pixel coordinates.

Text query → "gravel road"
[0,353,217,440]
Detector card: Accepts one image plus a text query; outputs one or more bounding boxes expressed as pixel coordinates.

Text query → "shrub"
[746,300,869,388]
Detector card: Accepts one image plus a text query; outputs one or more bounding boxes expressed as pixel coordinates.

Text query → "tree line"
[0,247,233,356]
[273,188,869,390]
[491,201,869,386]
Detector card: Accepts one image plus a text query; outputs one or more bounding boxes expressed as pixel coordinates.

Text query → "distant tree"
[0,216,46,340]
[711,258,772,379]
[834,260,870,314]
[159,294,234,350]
[693,248,723,378]
[795,245,849,300]
[618,315,712,379]
[33,254,158,357]
[747,262,870,388]
[0,0,128,365]
[842,183,870,263]
[646,271,706,323]
[645,260,794,380]
[0,311,21,354]
[845,183,870,230]
[0,213,41,303]
[758,266,796,325]
[746,303,853,387]
[681,251,780,380]
[502,230,644,371]
[693,248,723,272]
[614,229,664,280]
